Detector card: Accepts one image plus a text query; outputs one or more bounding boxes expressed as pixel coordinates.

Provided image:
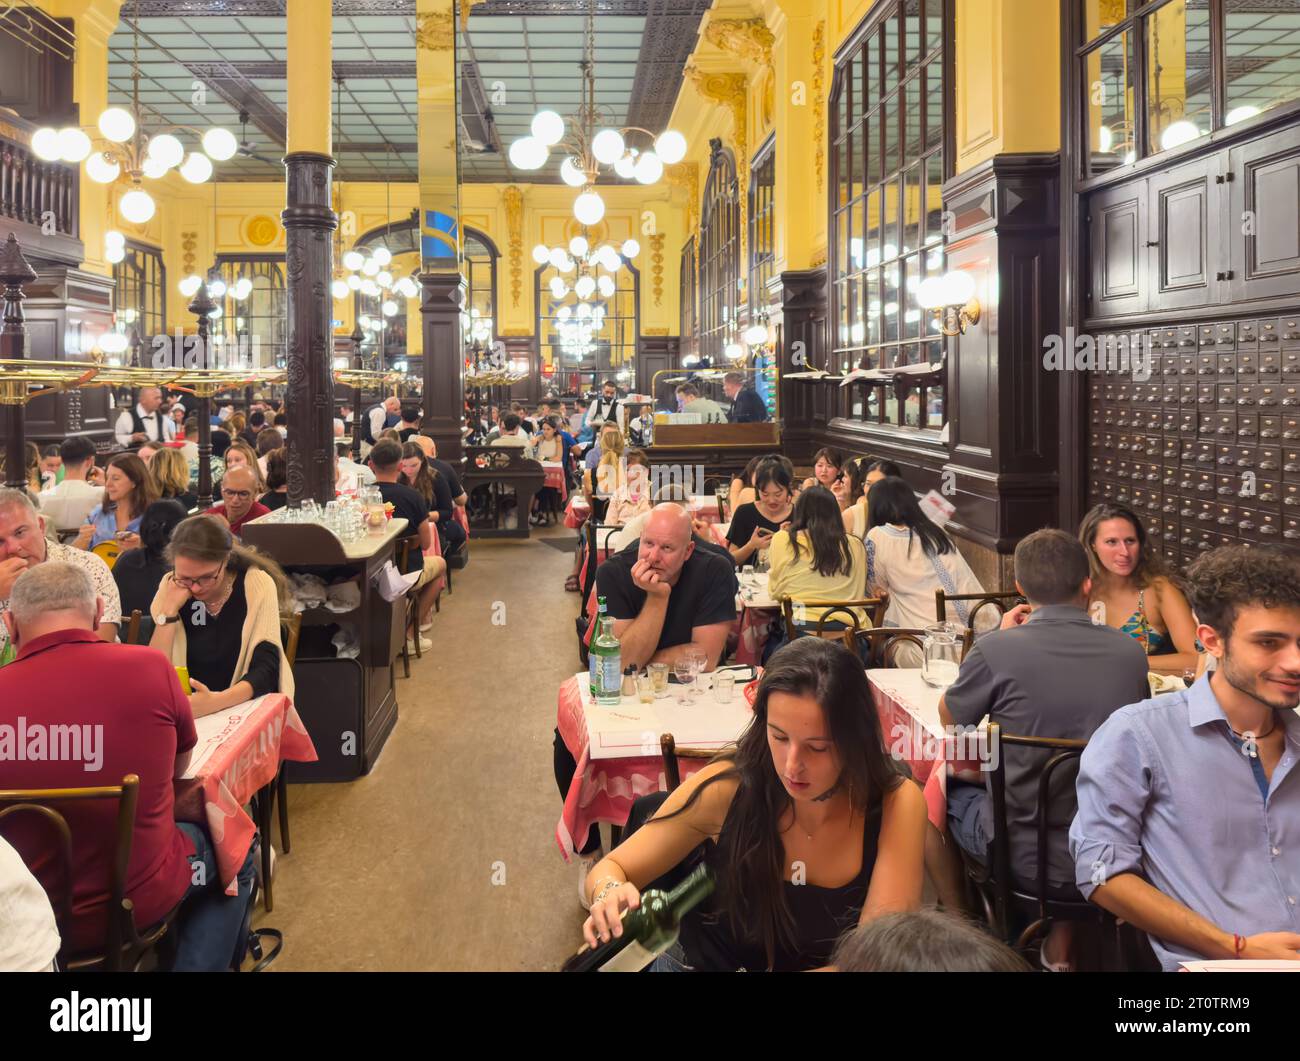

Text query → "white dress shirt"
[37,478,104,532]
[114,403,176,447]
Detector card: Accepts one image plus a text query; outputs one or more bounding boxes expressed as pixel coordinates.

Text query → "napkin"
[1148,672,1187,696]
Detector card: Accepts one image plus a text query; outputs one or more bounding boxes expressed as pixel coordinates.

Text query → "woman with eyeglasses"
[149,514,293,718]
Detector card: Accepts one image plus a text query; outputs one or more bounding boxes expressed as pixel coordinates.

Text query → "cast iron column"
[419,272,466,462]
[0,234,37,490]
[281,153,338,504]
[188,282,217,509]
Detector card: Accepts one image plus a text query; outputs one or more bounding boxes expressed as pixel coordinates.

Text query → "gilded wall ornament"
[813,20,826,195]
[502,184,524,309]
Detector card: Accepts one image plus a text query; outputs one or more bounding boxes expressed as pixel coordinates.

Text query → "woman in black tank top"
[578,638,927,971]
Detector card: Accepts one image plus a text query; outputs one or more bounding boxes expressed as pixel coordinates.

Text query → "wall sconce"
[916,270,981,336]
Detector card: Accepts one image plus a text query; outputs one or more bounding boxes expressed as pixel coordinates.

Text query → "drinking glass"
[636,673,656,704]
[921,623,961,689]
[673,658,697,703]
[649,662,670,698]
[713,670,735,703]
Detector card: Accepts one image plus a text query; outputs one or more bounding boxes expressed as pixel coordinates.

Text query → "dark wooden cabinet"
[1148,156,1222,311]
[1229,125,1300,305]
[1088,181,1148,318]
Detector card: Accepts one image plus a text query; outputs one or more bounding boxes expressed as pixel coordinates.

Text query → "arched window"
[112,241,165,356]
[829,0,950,431]
[679,234,698,361]
[213,255,286,369]
[536,255,639,397]
[698,138,740,363]
[748,136,777,307]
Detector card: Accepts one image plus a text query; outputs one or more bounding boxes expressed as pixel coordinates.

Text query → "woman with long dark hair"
[580,637,925,971]
[865,477,991,640]
[801,446,846,500]
[1078,502,1197,675]
[727,455,764,516]
[769,485,869,622]
[399,440,464,557]
[726,457,795,567]
[838,458,903,539]
[75,452,159,551]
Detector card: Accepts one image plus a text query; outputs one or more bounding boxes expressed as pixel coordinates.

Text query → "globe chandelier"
[506,0,686,227]
[30,0,236,226]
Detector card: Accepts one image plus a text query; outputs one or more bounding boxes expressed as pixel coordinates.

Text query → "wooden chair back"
[850,626,973,668]
[935,589,1026,634]
[659,734,718,793]
[779,597,887,653]
[0,774,165,971]
[123,609,143,645]
[280,611,302,667]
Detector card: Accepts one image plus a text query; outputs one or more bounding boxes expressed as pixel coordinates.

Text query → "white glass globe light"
[574,190,605,225]
[202,126,238,161]
[359,315,372,329]
[362,258,380,276]
[1160,120,1201,151]
[104,229,126,249]
[347,274,362,290]
[331,279,349,299]
[531,110,565,146]
[600,246,622,272]
[532,243,551,265]
[942,270,976,305]
[146,133,184,169]
[119,188,156,223]
[576,302,591,319]
[549,276,568,298]
[633,152,663,185]
[377,271,393,289]
[509,136,548,170]
[556,305,571,321]
[915,276,947,309]
[568,235,589,257]
[382,300,398,317]
[1225,105,1261,127]
[98,107,136,143]
[362,279,379,297]
[558,255,575,273]
[140,156,169,179]
[58,127,92,163]
[621,239,640,259]
[725,342,744,360]
[208,278,228,298]
[104,244,125,264]
[86,152,121,184]
[548,247,568,269]
[597,275,616,298]
[613,154,636,179]
[343,250,364,271]
[592,129,624,165]
[560,157,586,188]
[575,275,596,299]
[32,127,61,161]
[233,277,253,299]
[654,130,687,164]
[179,151,213,183]
[99,331,129,353]
[372,247,392,266]
[744,322,768,345]
[398,277,419,298]
[179,274,202,297]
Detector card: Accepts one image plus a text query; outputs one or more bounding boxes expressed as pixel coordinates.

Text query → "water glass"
[648,662,670,698]
[713,670,735,703]
[636,673,656,704]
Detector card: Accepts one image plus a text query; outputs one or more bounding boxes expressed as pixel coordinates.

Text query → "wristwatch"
[153,612,180,625]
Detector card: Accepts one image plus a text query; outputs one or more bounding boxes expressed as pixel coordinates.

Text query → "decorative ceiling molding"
[624,0,712,138]
[703,16,774,71]
[648,232,665,307]
[665,159,699,236]
[683,66,748,258]
[416,9,454,50]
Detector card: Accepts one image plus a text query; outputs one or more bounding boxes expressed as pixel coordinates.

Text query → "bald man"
[206,465,269,537]
[115,386,176,448]
[595,503,737,672]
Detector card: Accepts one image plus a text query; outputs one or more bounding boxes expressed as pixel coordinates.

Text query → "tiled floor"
[251,525,590,970]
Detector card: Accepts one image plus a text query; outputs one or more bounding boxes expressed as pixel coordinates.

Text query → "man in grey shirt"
[936,529,1149,906]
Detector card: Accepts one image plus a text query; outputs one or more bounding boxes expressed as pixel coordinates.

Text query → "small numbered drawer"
[1238,351,1259,377]
[1102,409,1119,427]
[1163,466,1180,489]
[1162,384,1180,406]
[1142,461,1162,482]
[1162,491,1180,513]
[1164,519,1180,541]
[1257,511,1281,538]
[1285,484,1300,509]
[1238,446,1264,469]
[1281,316,1300,344]
[1102,432,1117,451]
[1114,482,1133,505]
[1178,469,1197,491]
[1218,354,1237,377]
[1143,435,1163,457]
[1283,416,1300,440]
[1089,454,1104,477]
[1180,354,1198,376]
[1285,448,1300,477]
[1235,506,1259,534]
[1116,410,1133,428]
[1259,446,1282,471]
[1163,354,1181,378]
[1090,405,1105,427]
[1088,482,1106,505]
[1197,354,1217,376]
[1285,516,1300,542]
[1284,351,1300,376]
[1116,460,1132,483]
[1131,486,1150,511]
[1257,384,1281,408]
[1253,477,1279,504]
[1162,417,1180,440]
[1144,384,1162,406]
[1116,433,1135,452]
[1201,441,1223,465]
[1195,471,1216,495]
[1180,526,1198,547]
[1179,383,1198,405]
[1145,491,1163,514]
[1217,533,1238,549]
[1091,380,1106,401]
[1102,382,1118,403]
[1175,325,1196,349]
[1195,529,1218,553]
[1115,382,1133,403]
[1199,413,1219,435]
[1145,516,1163,542]
[1210,384,1230,405]
[1199,324,1218,347]
[1259,319,1281,345]
[1282,385,1300,407]
[1100,479,1117,501]
[1179,412,1199,436]
[1216,323,1237,347]
[1179,495,1199,519]
[1260,415,1281,439]
[1238,413,1259,439]
[1216,472,1239,497]
[1160,328,1181,350]
[1237,320,1259,349]
[1213,412,1237,436]
[1217,502,1240,528]
[1089,430,1105,451]
[1260,350,1281,376]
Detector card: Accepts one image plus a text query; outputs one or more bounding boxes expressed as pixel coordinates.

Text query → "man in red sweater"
[0,561,256,970]
[205,465,269,538]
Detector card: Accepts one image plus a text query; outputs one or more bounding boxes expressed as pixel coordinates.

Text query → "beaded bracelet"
[590,879,624,907]
[1233,933,1246,958]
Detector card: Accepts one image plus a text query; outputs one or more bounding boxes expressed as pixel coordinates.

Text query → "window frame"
[698,137,741,364]
[112,240,166,357]
[534,258,640,398]
[212,253,286,370]
[748,134,777,310]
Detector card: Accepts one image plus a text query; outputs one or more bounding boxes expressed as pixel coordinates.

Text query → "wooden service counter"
[240,514,409,780]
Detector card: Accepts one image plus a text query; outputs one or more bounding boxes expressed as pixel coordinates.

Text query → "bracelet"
[590,879,624,907]
[1233,933,1246,958]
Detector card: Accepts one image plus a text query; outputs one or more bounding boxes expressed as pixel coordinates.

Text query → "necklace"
[1231,716,1277,742]
[203,573,236,617]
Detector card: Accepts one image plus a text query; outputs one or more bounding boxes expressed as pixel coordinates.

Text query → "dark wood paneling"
[1230,124,1300,304]
[1148,156,1221,310]
[1088,183,1147,318]
[770,268,826,466]
[419,270,467,463]
[637,334,678,401]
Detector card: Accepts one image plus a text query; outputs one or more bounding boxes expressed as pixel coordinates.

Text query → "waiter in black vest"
[114,386,176,448]
[723,371,769,423]
[584,379,622,432]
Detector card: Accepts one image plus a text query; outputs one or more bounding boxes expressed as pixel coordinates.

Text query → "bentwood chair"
[849,626,973,669]
[934,589,1026,636]
[779,597,887,654]
[0,774,179,972]
[395,535,424,679]
[576,521,623,667]
[960,722,1134,969]
[659,734,718,793]
[123,609,143,645]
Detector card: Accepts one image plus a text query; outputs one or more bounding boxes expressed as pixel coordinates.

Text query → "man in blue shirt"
[1070,544,1300,969]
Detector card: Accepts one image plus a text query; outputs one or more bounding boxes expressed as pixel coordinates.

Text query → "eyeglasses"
[222,489,253,500]
[173,560,226,590]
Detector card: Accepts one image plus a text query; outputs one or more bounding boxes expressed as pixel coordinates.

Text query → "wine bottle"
[589,596,608,698]
[561,864,714,972]
[591,605,622,707]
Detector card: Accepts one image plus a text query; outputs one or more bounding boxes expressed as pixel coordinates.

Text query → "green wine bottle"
[590,606,622,707]
[561,864,714,972]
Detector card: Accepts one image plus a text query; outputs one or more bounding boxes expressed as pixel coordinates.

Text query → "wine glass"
[673,657,697,703]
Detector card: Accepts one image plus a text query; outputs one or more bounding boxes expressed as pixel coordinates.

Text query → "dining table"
[541,460,569,501]
[173,694,318,901]
[734,570,780,666]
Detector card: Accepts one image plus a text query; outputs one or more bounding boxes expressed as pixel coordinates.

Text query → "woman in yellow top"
[767,486,871,660]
